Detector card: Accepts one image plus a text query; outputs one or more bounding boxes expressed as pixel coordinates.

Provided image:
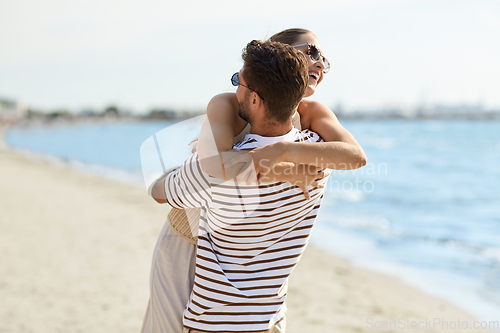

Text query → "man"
[156,40,330,333]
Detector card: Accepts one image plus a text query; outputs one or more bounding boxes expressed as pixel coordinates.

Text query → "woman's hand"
[225,155,330,200]
[259,163,331,200]
[224,142,289,184]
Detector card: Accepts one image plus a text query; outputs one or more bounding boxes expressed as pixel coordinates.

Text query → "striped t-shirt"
[164,127,328,332]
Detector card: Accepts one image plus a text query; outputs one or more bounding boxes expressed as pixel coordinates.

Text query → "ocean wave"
[326,214,500,266]
[483,248,500,262]
[325,189,366,202]
[328,215,390,231]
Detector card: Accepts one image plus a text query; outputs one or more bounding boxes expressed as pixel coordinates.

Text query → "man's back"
[164,128,328,332]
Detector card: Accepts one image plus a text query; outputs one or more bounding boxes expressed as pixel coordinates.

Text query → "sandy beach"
[0,142,491,333]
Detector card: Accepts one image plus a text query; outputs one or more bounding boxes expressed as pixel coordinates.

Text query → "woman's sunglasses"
[292,43,330,74]
[231,72,264,100]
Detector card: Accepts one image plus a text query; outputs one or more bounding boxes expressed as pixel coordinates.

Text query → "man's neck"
[250,118,293,137]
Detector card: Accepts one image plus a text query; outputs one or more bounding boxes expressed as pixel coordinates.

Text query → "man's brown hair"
[241,40,308,124]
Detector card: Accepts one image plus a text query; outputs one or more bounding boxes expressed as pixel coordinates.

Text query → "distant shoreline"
[336,112,500,121]
[3,105,500,129]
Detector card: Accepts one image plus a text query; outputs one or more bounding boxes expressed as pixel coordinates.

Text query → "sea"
[5,119,500,320]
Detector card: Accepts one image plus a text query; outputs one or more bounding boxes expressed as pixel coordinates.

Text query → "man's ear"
[250,93,258,106]
[250,92,263,108]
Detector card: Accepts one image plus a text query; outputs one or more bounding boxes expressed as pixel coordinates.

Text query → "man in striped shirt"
[164,40,329,333]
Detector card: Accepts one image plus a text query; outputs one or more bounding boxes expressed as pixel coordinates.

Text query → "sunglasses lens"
[310,45,330,74]
[231,73,239,86]
[323,58,330,74]
[309,45,320,61]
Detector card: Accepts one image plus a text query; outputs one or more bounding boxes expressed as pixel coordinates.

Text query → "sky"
[1,0,499,113]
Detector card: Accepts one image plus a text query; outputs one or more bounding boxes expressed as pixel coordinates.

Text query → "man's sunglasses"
[292,43,330,74]
[231,72,264,100]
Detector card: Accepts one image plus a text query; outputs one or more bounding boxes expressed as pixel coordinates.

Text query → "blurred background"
[1,0,500,329]
[1,0,500,116]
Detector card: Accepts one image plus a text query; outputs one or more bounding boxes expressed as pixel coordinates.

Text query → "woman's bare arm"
[228,100,367,179]
[196,93,242,179]
[155,94,357,200]
[283,99,367,169]
[149,93,240,202]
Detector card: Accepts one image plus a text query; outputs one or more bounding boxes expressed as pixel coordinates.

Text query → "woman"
[142,28,366,333]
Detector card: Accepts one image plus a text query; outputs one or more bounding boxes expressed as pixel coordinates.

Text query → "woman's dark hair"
[241,40,308,123]
[269,28,315,46]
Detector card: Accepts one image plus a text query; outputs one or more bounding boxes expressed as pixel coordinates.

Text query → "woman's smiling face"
[292,33,328,98]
